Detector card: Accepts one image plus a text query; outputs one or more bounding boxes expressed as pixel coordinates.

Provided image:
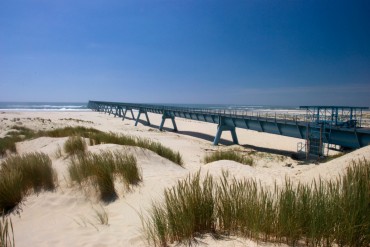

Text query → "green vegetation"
[145,172,215,246]
[0,153,57,213]
[143,159,370,246]
[0,215,14,247]
[0,126,35,157]
[69,151,141,202]
[42,126,101,138]
[204,150,253,166]
[0,126,183,166]
[64,136,87,155]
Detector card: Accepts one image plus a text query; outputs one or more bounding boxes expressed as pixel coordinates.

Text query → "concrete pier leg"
[213,125,239,145]
[123,108,135,121]
[130,109,135,120]
[159,112,178,131]
[135,110,150,126]
[144,112,151,125]
[135,111,141,126]
[159,118,166,131]
[122,109,127,121]
[230,128,239,144]
[171,117,178,132]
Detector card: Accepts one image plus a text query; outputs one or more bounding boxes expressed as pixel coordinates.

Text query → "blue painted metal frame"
[160,111,178,131]
[123,107,135,121]
[214,117,239,145]
[88,100,370,149]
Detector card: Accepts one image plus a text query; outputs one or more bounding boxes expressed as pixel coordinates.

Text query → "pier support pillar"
[159,111,178,132]
[213,117,239,145]
[122,108,135,121]
[114,107,122,117]
[135,109,150,126]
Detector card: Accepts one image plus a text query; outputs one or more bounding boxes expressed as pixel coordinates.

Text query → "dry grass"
[0,215,14,247]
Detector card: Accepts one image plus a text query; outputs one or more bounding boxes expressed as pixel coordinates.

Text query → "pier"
[88,101,370,157]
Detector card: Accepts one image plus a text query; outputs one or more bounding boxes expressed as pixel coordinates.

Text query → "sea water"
[0,102,88,111]
[0,102,300,113]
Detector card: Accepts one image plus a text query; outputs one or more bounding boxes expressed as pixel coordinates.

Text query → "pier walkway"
[88,101,370,156]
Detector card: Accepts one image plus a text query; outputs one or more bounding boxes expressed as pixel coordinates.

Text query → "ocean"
[0,102,300,112]
[0,102,89,111]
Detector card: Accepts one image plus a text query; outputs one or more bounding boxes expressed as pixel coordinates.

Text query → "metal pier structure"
[88,101,370,157]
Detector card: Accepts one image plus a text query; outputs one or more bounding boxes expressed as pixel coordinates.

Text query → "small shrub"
[64,136,87,155]
[204,150,253,166]
[0,215,15,247]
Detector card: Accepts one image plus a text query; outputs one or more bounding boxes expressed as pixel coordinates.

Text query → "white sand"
[1,111,369,246]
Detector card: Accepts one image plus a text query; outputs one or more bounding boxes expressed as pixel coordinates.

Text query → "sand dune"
[1,111,368,246]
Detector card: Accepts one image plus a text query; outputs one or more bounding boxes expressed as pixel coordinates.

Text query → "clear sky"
[1,0,369,106]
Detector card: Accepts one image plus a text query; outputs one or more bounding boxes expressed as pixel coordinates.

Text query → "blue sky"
[1,0,369,106]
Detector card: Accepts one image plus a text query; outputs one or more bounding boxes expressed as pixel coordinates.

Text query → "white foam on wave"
[0,108,91,112]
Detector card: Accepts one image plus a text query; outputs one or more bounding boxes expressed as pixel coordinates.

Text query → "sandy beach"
[1,110,369,247]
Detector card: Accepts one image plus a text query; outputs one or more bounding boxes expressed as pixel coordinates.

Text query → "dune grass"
[0,152,57,214]
[0,215,14,247]
[64,136,87,155]
[0,126,35,157]
[69,151,142,202]
[93,205,109,226]
[143,171,215,246]
[0,137,17,157]
[1,125,183,165]
[1,126,183,166]
[46,127,183,165]
[204,150,253,166]
[143,159,370,246]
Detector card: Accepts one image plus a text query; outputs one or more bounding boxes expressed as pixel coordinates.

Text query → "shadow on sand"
[129,118,299,159]
[134,119,234,145]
